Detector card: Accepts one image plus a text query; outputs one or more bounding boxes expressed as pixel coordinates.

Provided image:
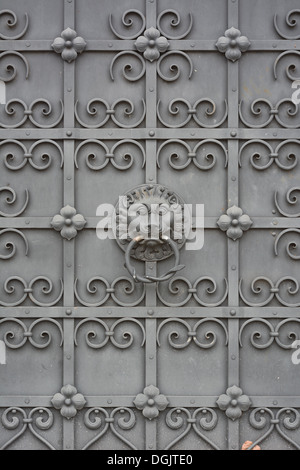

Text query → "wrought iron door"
[1,0,300,451]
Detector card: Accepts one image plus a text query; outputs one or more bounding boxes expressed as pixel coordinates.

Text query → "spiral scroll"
[82,407,137,450]
[248,408,300,450]
[74,318,145,349]
[1,407,55,450]
[165,407,219,450]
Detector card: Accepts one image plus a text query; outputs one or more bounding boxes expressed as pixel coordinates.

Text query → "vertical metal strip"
[144,0,158,451]
[227,0,240,451]
[62,0,76,451]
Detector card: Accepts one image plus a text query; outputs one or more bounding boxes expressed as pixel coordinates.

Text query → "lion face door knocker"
[114,184,189,283]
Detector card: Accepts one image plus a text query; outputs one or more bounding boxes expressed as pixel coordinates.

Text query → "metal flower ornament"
[51,28,87,63]
[133,385,169,420]
[51,384,86,419]
[135,27,169,62]
[51,205,86,240]
[217,205,253,241]
[216,385,251,421]
[216,27,250,62]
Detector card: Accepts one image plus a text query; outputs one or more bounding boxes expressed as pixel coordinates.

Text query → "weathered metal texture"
[0,0,300,450]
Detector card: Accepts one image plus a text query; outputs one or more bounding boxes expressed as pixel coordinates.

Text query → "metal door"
[1,0,300,451]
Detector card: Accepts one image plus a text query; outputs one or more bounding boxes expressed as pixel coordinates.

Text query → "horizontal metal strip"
[0,307,299,318]
[0,217,299,229]
[0,39,299,52]
[0,128,300,140]
[0,396,300,408]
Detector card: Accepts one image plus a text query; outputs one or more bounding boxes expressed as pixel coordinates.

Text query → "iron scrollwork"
[109,9,194,82]
[75,98,146,129]
[0,277,63,307]
[0,318,63,349]
[0,10,29,40]
[74,318,145,349]
[1,407,55,450]
[75,277,145,307]
[157,277,228,307]
[0,139,64,169]
[239,139,300,170]
[157,318,228,349]
[165,407,219,450]
[82,407,137,450]
[157,139,228,171]
[75,139,145,171]
[248,408,300,450]
[239,318,300,349]
[0,100,64,129]
[0,186,29,217]
[239,277,300,307]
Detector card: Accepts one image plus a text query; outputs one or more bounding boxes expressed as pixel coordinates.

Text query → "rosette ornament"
[51,28,87,63]
[135,27,169,62]
[51,384,86,419]
[216,385,251,421]
[217,205,253,241]
[216,27,250,62]
[51,205,86,240]
[133,385,169,420]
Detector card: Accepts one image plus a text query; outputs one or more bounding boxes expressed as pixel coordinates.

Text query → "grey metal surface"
[0,0,300,450]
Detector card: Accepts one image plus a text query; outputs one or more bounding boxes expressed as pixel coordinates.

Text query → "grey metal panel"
[0,0,300,451]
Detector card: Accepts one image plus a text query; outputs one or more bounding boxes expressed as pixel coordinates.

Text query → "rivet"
[26,42,31,47]
[272,219,278,225]
[67,87,72,92]
[65,309,72,315]
[190,399,195,404]
[25,398,30,404]
[231,176,236,181]
[107,399,112,404]
[231,355,236,360]
[26,131,31,136]
[67,263,72,267]
[232,88,237,92]
[230,131,237,137]
[190,309,195,314]
[149,87,154,92]
[230,309,236,316]
[25,310,30,314]
[25,220,30,225]
[272,210,276,214]
[273,132,277,137]
[149,355,154,360]
[66,176,72,180]
[108,309,112,315]
[272,232,277,237]
[108,43,113,48]
[273,400,278,405]
[148,177,153,181]
[231,265,236,271]
[149,130,155,137]
[147,309,154,315]
[190,43,195,48]
[272,43,277,48]
[148,444,153,449]
[232,444,236,449]
[66,354,71,360]
[273,311,278,315]
[66,131,72,137]
[190,132,195,136]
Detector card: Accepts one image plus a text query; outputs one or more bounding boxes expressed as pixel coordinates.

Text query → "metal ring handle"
[124,237,185,283]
